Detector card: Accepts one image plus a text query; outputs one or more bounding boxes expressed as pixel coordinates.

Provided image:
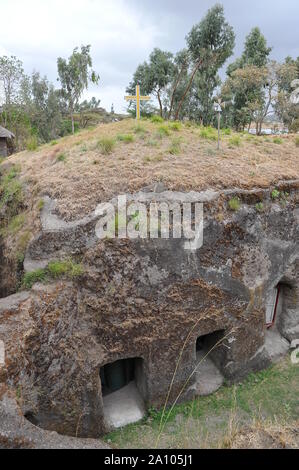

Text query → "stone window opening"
[100,357,146,429]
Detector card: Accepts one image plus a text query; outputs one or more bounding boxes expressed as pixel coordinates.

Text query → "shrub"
[199,126,217,141]
[50,140,58,146]
[168,137,182,155]
[222,128,231,136]
[289,118,299,133]
[273,137,283,145]
[26,136,38,151]
[158,125,171,137]
[169,122,182,132]
[228,197,241,211]
[117,134,134,144]
[97,138,116,155]
[229,136,241,147]
[151,115,164,124]
[295,137,299,147]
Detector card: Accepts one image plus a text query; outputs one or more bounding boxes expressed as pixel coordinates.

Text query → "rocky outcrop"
[0,387,109,449]
[0,181,298,438]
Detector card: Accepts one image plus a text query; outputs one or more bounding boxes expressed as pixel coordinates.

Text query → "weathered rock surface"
[0,387,109,449]
[0,181,298,439]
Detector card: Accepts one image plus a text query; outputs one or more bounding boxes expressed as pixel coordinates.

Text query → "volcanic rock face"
[0,182,298,438]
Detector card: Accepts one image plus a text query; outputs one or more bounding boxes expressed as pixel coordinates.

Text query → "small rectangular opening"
[100,358,146,429]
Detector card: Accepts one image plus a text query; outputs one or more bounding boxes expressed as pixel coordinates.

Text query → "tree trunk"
[174,59,202,121]
[71,112,75,135]
[168,61,188,120]
[157,92,163,117]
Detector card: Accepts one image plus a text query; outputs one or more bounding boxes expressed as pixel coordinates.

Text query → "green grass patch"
[117,134,135,144]
[222,128,231,136]
[229,136,241,147]
[151,115,164,124]
[255,202,264,213]
[168,137,182,155]
[97,138,116,155]
[157,125,171,137]
[295,137,299,147]
[168,122,182,132]
[22,259,84,289]
[273,137,283,145]
[199,126,217,141]
[134,124,146,135]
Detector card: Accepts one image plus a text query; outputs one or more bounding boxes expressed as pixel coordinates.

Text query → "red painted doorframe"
[266,285,281,329]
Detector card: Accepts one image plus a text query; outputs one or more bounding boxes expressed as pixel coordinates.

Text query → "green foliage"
[157,125,171,137]
[56,153,66,163]
[117,134,134,144]
[169,121,182,131]
[50,140,58,146]
[0,166,23,217]
[271,189,280,200]
[228,197,241,211]
[168,137,182,155]
[97,138,115,155]
[199,126,217,141]
[37,199,45,211]
[229,135,241,147]
[151,115,164,123]
[22,269,47,289]
[26,135,38,151]
[273,137,283,144]
[22,259,84,289]
[295,137,299,147]
[57,45,99,134]
[222,128,231,135]
[47,259,84,279]
[255,202,264,212]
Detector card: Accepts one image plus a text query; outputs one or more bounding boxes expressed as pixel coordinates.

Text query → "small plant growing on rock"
[97,138,115,155]
[255,202,264,213]
[22,269,47,289]
[228,197,241,211]
[271,189,280,200]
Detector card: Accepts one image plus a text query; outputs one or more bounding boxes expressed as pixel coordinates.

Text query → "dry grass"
[3,119,299,221]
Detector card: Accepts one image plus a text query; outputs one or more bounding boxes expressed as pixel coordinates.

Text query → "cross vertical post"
[125,85,151,120]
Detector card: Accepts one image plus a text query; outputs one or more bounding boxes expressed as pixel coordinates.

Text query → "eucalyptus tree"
[174,4,235,120]
[57,45,99,134]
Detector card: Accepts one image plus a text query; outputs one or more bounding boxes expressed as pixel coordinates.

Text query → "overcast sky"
[0,0,299,113]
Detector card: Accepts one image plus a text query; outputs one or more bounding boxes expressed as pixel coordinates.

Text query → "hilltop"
[3,118,299,222]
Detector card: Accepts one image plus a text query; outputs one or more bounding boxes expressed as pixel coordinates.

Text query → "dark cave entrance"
[194,330,226,396]
[100,358,146,429]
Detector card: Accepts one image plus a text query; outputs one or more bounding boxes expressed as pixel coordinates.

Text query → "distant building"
[0,126,15,157]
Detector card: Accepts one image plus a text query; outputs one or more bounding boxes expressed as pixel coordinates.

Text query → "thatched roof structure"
[0,125,15,139]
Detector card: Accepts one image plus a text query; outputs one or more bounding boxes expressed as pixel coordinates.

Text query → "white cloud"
[0,0,161,112]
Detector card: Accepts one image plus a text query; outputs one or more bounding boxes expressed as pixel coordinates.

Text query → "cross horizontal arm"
[140,96,151,101]
[125,96,137,101]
